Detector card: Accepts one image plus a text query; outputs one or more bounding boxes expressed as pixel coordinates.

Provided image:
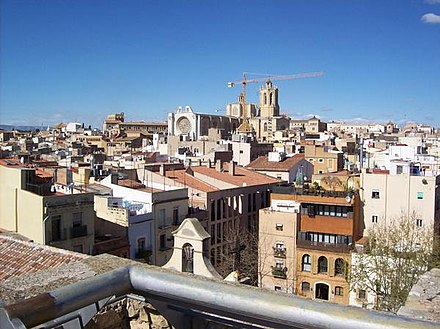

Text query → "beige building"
[226,94,257,120]
[258,199,299,293]
[290,116,327,133]
[259,185,361,305]
[360,170,440,236]
[0,160,95,254]
[246,153,313,184]
[305,145,344,175]
[103,112,167,138]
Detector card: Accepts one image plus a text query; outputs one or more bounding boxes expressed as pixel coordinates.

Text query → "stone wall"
[86,298,171,329]
[398,268,440,322]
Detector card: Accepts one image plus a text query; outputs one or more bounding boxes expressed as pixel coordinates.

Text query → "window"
[334,258,345,276]
[73,212,82,227]
[302,254,311,272]
[274,286,281,291]
[417,192,424,200]
[182,243,194,273]
[318,256,328,273]
[51,215,61,242]
[137,238,145,253]
[334,286,343,296]
[358,289,366,299]
[371,190,380,199]
[396,165,403,174]
[159,209,166,228]
[160,234,166,250]
[275,260,284,270]
[173,207,179,225]
[319,158,324,163]
[276,223,283,231]
[301,282,310,291]
[372,215,378,223]
[73,244,83,253]
[275,241,285,252]
[416,218,423,227]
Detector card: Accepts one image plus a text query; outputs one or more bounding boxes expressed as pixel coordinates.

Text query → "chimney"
[207,159,211,168]
[229,161,236,176]
[160,164,166,176]
[216,159,223,172]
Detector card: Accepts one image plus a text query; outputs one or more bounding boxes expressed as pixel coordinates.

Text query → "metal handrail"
[1,264,438,329]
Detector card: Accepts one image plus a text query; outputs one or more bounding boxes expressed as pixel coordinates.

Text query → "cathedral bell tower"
[259,80,280,118]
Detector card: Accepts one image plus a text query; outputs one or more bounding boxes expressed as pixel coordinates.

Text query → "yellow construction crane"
[227,71,324,133]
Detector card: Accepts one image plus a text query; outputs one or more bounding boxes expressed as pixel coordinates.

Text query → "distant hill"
[0,125,48,132]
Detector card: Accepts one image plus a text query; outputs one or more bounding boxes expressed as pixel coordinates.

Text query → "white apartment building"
[360,170,440,235]
[98,174,188,265]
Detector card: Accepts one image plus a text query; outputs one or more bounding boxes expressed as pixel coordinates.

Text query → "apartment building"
[258,198,299,293]
[304,145,344,175]
[246,152,313,184]
[138,160,279,272]
[259,184,361,305]
[98,174,188,266]
[360,169,440,235]
[0,160,95,254]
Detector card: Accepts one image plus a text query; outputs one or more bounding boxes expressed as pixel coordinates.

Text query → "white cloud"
[421,13,440,24]
[425,0,440,4]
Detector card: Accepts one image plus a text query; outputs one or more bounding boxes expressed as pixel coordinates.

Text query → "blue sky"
[1,0,439,128]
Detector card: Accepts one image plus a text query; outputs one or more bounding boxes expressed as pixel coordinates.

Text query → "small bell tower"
[163,218,222,280]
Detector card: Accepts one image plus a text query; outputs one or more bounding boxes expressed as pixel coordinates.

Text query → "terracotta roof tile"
[165,169,218,192]
[246,154,305,171]
[0,235,87,281]
[192,162,280,187]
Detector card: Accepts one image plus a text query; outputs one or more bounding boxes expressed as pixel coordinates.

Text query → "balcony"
[273,247,287,258]
[296,238,352,253]
[71,225,88,238]
[271,266,287,279]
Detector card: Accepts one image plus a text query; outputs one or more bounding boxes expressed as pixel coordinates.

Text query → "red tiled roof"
[0,235,87,281]
[35,169,53,179]
[372,168,390,174]
[165,168,218,192]
[192,162,280,187]
[246,154,305,171]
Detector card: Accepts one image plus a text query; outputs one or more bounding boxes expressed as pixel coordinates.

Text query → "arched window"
[182,243,194,273]
[302,254,311,272]
[335,258,345,276]
[318,256,328,273]
[301,281,310,292]
[263,122,268,132]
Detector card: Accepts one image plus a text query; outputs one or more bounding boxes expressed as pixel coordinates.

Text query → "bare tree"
[350,212,437,313]
[215,221,273,286]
